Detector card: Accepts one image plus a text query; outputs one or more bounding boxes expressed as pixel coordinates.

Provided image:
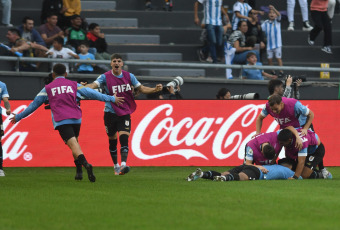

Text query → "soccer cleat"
[187,168,203,181]
[307,36,314,46]
[119,165,130,175]
[75,172,83,181]
[287,21,294,31]
[302,21,313,31]
[114,165,120,175]
[213,175,226,181]
[85,163,96,182]
[0,169,5,177]
[321,46,332,54]
[321,168,333,179]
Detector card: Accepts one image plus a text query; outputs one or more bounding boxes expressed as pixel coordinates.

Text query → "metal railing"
[0,55,339,78]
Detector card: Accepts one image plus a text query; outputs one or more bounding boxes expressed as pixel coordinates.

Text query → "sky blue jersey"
[0,81,9,114]
[15,77,117,129]
[94,72,141,114]
[259,164,297,180]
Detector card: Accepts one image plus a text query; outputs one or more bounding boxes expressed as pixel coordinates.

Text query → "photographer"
[146,76,184,100]
[268,75,302,99]
[216,88,231,99]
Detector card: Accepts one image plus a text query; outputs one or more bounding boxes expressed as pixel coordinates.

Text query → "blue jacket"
[17,25,46,47]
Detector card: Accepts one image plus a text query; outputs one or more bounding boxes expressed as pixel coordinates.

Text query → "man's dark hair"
[268,79,284,95]
[53,64,66,75]
[263,144,275,160]
[216,88,230,99]
[237,20,247,29]
[268,94,282,106]
[46,12,58,18]
[88,23,99,31]
[110,53,123,61]
[53,36,64,45]
[277,129,293,142]
[70,14,81,20]
[8,28,21,37]
[22,16,33,24]
[246,51,256,59]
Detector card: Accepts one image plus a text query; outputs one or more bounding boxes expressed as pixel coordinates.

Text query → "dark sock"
[202,171,221,180]
[226,173,240,181]
[77,154,88,167]
[0,142,3,170]
[74,159,82,173]
[309,171,323,179]
[318,161,325,170]
[109,139,118,164]
[119,134,129,163]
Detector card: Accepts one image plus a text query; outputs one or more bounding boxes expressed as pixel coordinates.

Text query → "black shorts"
[56,124,81,144]
[0,114,3,137]
[104,112,131,137]
[305,143,325,170]
[228,164,261,180]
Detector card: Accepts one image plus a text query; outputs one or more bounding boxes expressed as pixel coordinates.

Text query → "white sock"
[121,162,126,167]
[114,163,120,167]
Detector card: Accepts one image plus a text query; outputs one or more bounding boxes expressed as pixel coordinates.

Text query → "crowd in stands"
[0,0,337,80]
[195,0,335,79]
[1,0,111,74]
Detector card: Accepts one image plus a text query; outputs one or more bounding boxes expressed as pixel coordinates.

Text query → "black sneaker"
[145,2,153,11]
[75,172,83,181]
[85,164,96,182]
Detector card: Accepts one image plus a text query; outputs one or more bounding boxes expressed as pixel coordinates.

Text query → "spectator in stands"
[1,0,12,27]
[145,0,173,11]
[216,88,231,99]
[261,5,284,77]
[328,0,340,22]
[40,0,66,26]
[65,14,87,52]
[4,28,48,71]
[245,10,266,59]
[76,41,95,74]
[18,17,46,47]
[194,0,229,64]
[87,23,111,71]
[308,0,333,54]
[227,21,259,64]
[242,52,277,80]
[231,0,264,31]
[62,0,81,28]
[46,36,79,73]
[38,13,64,48]
[287,0,313,31]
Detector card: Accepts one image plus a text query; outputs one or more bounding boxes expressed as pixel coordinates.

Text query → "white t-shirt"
[47,47,77,73]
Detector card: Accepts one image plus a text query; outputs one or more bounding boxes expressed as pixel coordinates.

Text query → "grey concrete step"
[122,53,182,61]
[82,1,116,11]
[137,68,205,77]
[86,18,138,28]
[105,34,160,44]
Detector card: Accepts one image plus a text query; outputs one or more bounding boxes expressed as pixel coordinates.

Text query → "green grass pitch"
[1,166,339,230]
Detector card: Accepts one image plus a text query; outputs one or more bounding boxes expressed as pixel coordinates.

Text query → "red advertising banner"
[2,100,339,167]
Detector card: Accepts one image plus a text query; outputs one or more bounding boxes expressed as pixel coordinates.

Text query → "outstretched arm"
[136,84,163,94]
[77,85,124,105]
[10,89,47,123]
[2,97,11,115]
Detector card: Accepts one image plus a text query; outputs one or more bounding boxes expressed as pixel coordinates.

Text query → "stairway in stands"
[2,0,340,79]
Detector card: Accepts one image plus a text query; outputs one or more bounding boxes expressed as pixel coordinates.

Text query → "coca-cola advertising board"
[2,100,339,167]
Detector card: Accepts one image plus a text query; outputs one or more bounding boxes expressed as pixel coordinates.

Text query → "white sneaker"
[321,168,332,179]
[307,36,314,46]
[213,175,226,181]
[287,22,294,31]
[114,165,120,175]
[321,46,332,54]
[303,21,313,31]
[187,168,203,181]
[0,169,5,176]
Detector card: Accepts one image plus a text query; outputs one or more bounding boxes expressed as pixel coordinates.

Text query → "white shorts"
[267,47,282,59]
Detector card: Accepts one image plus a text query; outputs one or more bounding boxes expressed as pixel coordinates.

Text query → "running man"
[10,64,124,182]
[85,53,163,175]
